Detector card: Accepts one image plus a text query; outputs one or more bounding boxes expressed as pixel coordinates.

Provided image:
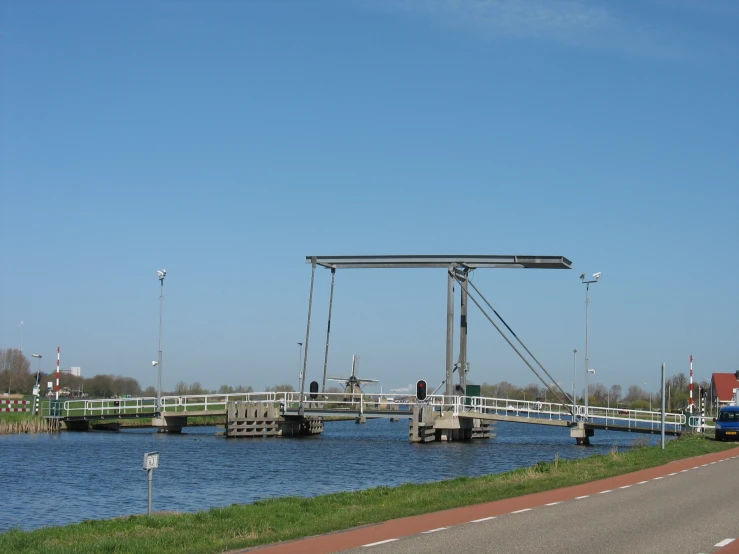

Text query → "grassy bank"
[93,416,226,428]
[0,413,57,434]
[2,434,734,554]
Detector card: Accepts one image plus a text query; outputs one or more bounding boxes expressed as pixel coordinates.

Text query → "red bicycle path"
[242,445,739,554]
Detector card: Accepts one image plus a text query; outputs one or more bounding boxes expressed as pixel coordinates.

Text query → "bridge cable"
[463,276,575,408]
[450,270,574,415]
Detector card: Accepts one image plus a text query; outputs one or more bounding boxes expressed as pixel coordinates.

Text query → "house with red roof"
[711,371,739,408]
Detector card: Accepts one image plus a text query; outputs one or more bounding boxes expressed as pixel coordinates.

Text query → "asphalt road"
[340,456,739,554]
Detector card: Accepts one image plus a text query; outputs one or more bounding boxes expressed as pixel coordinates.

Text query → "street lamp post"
[156,269,166,414]
[580,272,601,418]
[31,354,42,382]
[297,342,304,393]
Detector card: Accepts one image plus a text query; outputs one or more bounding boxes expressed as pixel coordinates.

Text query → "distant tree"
[523,383,541,400]
[87,374,115,398]
[265,384,295,393]
[234,385,253,393]
[667,373,688,395]
[609,384,622,403]
[143,386,157,397]
[625,385,643,402]
[479,382,497,397]
[174,381,188,394]
[118,377,142,396]
[187,381,208,395]
[591,383,608,405]
[218,384,235,394]
[0,348,31,394]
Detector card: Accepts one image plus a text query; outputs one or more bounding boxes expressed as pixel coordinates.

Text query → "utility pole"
[580,272,601,418]
[156,269,166,414]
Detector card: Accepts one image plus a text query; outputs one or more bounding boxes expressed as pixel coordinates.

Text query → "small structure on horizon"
[327,355,379,399]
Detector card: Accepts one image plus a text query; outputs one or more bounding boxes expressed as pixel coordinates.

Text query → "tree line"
[0,349,251,399]
[1,347,699,409]
[479,372,694,411]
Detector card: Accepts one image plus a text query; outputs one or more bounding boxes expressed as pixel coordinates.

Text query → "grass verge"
[1,434,734,554]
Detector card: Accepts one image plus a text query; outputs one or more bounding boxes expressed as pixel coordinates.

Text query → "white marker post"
[143,451,160,514]
[661,363,666,450]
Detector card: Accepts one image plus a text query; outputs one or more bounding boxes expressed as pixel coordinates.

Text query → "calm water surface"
[0,420,664,531]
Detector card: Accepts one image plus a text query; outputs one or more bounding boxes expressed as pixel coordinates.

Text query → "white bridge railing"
[55,392,685,431]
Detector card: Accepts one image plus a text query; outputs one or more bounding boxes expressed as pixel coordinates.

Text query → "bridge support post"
[458,268,468,395]
[570,421,594,445]
[445,267,455,406]
[152,415,186,433]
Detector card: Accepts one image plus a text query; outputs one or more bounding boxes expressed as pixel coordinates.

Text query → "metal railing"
[687,415,715,432]
[43,392,685,431]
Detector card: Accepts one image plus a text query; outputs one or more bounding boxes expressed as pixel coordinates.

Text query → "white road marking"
[653,477,663,480]
[637,481,649,485]
[600,490,612,494]
[692,466,700,470]
[710,462,717,465]
[715,538,735,547]
[619,485,631,489]
[545,502,560,506]
[511,508,532,514]
[422,527,447,534]
[363,539,399,547]
[575,495,589,500]
[680,469,689,473]
[668,472,678,476]
[471,516,497,523]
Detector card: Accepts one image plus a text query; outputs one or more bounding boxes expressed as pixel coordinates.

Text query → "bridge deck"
[47,392,687,437]
[458,411,570,426]
[62,409,227,421]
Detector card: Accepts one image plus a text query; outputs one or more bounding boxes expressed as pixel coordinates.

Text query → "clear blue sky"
[1,0,737,395]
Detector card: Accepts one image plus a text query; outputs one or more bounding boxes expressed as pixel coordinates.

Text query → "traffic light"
[309,381,319,400]
[416,380,427,401]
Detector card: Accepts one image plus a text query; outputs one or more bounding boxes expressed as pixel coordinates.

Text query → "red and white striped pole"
[689,355,694,414]
[56,346,60,400]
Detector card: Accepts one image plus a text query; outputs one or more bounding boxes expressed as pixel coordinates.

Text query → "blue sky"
[1,0,737,396]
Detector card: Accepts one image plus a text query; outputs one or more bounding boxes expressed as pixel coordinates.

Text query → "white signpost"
[143,451,160,514]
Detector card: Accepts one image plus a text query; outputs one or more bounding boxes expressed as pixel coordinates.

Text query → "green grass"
[1,434,734,554]
[94,416,225,428]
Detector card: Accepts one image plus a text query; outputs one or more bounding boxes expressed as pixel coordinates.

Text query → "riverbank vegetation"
[1,434,734,554]
[0,413,57,434]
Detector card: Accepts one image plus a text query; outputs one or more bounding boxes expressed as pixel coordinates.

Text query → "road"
[341,454,739,554]
[248,447,739,554]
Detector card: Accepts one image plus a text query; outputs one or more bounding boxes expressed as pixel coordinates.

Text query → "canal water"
[0,420,664,531]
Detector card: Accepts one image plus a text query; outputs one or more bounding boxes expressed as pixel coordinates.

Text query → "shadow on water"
[0,418,667,531]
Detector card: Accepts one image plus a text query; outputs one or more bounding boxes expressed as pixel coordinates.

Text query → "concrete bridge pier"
[152,415,187,433]
[570,421,594,445]
[60,420,90,431]
[410,406,494,442]
[434,413,473,442]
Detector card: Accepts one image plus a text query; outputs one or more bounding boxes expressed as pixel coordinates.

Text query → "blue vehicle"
[714,405,739,441]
